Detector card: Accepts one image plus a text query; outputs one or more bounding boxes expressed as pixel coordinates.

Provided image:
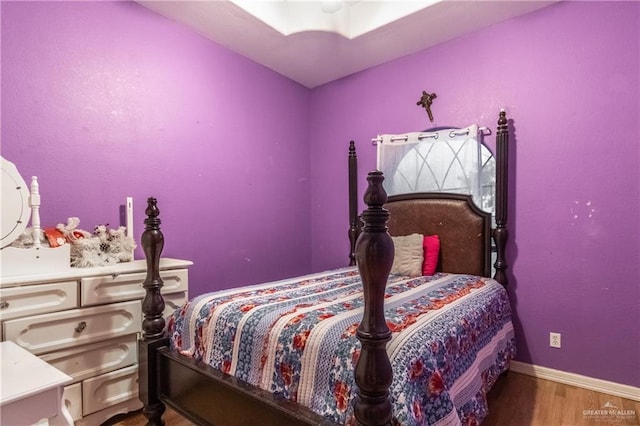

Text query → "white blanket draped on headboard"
[375,124,495,213]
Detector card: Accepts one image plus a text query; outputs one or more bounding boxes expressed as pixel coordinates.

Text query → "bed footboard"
[139,170,396,426]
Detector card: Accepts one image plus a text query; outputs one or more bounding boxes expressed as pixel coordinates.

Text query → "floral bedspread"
[167,267,516,425]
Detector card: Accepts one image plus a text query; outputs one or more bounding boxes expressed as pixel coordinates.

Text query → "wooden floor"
[483,372,639,425]
[110,372,639,425]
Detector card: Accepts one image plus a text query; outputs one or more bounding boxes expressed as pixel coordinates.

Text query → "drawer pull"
[75,321,87,333]
[0,301,9,309]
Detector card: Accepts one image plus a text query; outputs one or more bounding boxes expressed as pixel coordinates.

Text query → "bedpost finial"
[146,197,159,217]
[360,171,389,234]
[363,171,387,208]
[498,109,507,126]
[145,197,161,230]
[349,140,355,155]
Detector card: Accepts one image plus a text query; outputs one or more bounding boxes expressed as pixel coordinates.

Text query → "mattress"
[167,267,516,425]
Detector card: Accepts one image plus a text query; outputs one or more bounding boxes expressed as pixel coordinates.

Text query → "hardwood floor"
[483,373,639,425]
[482,372,640,426]
[111,372,639,425]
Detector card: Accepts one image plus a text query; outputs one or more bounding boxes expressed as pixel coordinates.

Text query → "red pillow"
[422,235,440,276]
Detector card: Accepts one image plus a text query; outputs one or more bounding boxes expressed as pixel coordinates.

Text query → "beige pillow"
[390,233,424,277]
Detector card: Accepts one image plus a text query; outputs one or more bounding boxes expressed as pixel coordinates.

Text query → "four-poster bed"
[139,110,513,425]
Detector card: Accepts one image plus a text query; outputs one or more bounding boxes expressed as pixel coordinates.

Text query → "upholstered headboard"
[385,193,491,278]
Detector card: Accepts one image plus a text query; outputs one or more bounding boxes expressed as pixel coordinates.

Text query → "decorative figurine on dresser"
[0,156,192,424]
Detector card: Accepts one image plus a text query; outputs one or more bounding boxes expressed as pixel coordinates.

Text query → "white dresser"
[0,258,192,425]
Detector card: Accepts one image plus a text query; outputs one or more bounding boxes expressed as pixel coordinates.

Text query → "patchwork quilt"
[167,267,516,425]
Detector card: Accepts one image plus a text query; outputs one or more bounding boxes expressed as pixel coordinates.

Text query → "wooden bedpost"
[353,171,394,426]
[348,141,359,266]
[493,109,509,286]
[138,197,168,425]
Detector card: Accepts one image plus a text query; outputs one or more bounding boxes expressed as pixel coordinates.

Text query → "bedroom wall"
[1,1,312,296]
[309,1,640,388]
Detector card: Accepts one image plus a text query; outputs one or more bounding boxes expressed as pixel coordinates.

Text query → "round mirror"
[1,157,31,248]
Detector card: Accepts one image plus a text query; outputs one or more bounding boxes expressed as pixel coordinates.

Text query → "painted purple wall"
[309,2,639,387]
[1,1,312,297]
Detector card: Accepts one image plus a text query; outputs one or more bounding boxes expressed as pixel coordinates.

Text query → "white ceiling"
[138,0,556,88]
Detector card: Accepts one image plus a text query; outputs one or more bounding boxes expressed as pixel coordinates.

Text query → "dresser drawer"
[0,281,78,321]
[40,335,137,382]
[76,397,142,426]
[82,364,139,415]
[4,300,141,355]
[81,269,188,306]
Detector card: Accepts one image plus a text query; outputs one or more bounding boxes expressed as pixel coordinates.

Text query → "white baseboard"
[509,360,640,402]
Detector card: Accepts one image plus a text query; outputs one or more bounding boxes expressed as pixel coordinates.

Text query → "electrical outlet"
[550,332,561,348]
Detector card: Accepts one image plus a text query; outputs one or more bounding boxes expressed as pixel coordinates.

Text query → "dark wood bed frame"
[138,110,510,425]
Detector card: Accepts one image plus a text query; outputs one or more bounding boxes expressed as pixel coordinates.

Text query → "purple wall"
[1,1,312,297]
[3,1,638,388]
[309,2,639,387]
